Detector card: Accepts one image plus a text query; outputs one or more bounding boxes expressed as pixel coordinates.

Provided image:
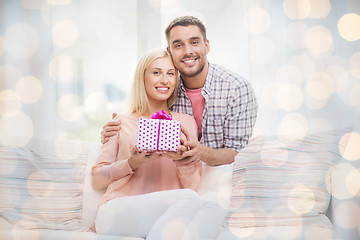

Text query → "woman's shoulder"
[113,113,139,123]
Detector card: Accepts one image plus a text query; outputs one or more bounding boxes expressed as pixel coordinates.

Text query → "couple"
[92,16,258,239]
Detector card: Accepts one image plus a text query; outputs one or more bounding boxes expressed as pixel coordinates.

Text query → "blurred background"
[0,0,359,146]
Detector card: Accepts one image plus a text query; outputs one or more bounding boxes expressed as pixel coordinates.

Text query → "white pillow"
[225,129,351,229]
[0,139,90,231]
[81,143,105,230]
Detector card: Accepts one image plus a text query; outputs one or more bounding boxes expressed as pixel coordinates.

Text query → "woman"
[92,49,202,238]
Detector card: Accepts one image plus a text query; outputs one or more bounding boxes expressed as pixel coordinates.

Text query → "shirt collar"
[179,62,213,96]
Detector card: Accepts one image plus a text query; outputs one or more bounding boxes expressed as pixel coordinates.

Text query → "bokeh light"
[345,168,360,197]
[332,163,359,200]
[96,15,123,43]
[277,113,308,138]
[348,83,360,110]
[349,51,360,78]
[276,83,303,111]
[334,201,360,229]
[229,227,258,238]
[305,26,334,55]
[305,72,334,101]
[308,118,333,133]
[49,55,83,82]
[338,13,360,42]
[189,0,223,11]
[4,23,39,59]
[0,90,22,117]
[0,111,34,147]
[228,212,256,237]
[308,0,331,19]
[12,220,39,238]
[16,76,43,104]
[272,225,302,240]
[286,22,308,50]
[341,132,360,161]
[283,0,311,20]
[288,186,315,214]
[27,171,54,198]
[325,65,349,93]
[249,36,274,64]
[244,7,271,35]
[21,0,43,9]
[262,82,281,109]
[85,92,108,120]
[51,20,79,48]
[0,65,23,89]
[276,65,304,85]
[290,53,316,78]
[57,93,84,121]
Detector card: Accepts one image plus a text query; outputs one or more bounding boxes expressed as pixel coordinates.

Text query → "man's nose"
[183,43,193,55]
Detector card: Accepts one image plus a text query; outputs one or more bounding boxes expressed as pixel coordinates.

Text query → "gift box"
[136,110,181,152]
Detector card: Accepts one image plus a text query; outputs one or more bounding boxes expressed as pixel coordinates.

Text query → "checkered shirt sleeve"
[171,63,258,152]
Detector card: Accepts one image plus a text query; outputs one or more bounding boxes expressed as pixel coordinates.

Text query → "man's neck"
[182,62,209,89]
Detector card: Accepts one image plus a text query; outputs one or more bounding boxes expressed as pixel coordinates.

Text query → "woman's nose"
[160,75,168,84]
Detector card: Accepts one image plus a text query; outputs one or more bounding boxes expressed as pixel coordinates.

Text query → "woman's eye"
[153,71,160,75]
[168,72,175,76]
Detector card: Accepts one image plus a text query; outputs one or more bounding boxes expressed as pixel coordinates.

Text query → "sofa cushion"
[224,128,351,231]
[0,139,90,231]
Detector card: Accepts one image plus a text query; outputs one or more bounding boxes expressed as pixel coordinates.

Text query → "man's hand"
[176,125,237,166]
[101,113,120,144]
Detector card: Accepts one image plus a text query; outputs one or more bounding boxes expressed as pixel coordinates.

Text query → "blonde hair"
[128,48,179,115]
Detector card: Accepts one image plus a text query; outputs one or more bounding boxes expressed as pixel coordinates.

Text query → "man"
[101,16,258,166]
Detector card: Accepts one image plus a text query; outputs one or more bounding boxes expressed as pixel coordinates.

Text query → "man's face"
[167,25,209,79]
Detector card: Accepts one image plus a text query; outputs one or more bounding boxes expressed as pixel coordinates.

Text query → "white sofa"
[0,128,359,240]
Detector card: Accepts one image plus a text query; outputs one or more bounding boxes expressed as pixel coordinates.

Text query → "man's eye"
[174,44,182,48]
[192,41,198,45]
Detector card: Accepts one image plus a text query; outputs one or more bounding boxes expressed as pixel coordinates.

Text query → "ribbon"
[151,110,172,120]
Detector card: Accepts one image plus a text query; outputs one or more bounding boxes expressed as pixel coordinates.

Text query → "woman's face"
[144,56,177,104]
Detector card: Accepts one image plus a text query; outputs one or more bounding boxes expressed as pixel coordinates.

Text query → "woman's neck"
[143,102,170,118]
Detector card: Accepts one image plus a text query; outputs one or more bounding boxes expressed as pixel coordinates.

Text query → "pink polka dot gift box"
[136,110,181,152]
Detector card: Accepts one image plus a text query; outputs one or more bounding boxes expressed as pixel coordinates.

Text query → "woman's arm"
[91,129,134,190]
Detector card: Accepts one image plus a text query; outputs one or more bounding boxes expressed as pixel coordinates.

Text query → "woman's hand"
[127,147,163,171]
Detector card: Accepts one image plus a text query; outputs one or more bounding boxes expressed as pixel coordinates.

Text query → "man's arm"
[101,113,120,144]
[175,127,237,167]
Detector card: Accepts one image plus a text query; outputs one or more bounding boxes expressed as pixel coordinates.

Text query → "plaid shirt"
[171,63,258,152]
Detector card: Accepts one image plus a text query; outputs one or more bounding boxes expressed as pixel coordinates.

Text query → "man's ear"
[167,46,171,54]
[205,39,210,54]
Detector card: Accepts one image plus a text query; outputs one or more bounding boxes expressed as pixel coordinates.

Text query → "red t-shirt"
[184,87,205,139]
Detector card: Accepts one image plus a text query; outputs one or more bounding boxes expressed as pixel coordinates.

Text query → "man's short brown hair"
[165,16,207,45]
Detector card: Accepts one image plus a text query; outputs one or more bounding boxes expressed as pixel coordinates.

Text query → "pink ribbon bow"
[151,110,172,120]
